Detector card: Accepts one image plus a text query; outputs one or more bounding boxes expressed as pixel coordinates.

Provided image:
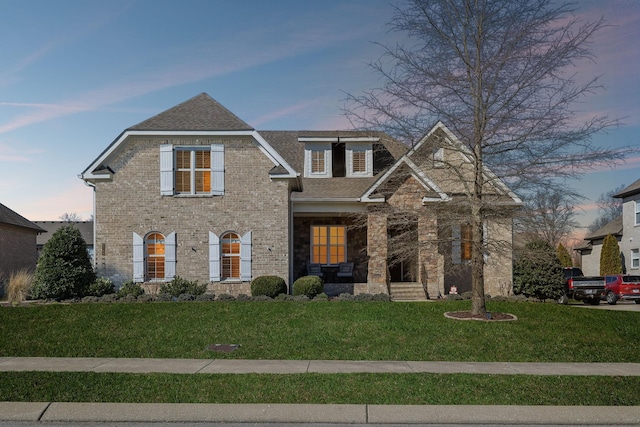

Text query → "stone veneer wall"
[292,216,367,284]
[93,136,290,295]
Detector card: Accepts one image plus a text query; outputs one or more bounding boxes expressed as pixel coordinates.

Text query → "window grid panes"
[461,224,472,261]
[311,150,325,174]
[352,150,366,173]
[636,202,640,225]
[146,233,165,280]
[176,149,211,194]
[221,232,241,279]
[311,226,346,265]
[632,249,640,269]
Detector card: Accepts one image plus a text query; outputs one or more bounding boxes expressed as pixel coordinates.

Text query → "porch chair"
[306,263,323,278]
[336,262,354,279]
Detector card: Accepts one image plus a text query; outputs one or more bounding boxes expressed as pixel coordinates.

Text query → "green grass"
[1,300,639,406]
[1,372,639,405]
[1,300,638,362]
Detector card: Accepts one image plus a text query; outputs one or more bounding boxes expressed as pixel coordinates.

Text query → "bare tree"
[517,189,580,248]
[59,212,83,223]
[345,0,624,315]
[587,184,625,233]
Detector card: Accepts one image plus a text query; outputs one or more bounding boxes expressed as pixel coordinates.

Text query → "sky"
[0,0,638,239]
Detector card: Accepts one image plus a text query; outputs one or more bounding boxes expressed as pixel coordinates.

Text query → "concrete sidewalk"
[2,402,640,424]
[1,357,640,424]
[2,356,640,376]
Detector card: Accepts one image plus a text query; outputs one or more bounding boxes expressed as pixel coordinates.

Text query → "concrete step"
[389,282,427,301]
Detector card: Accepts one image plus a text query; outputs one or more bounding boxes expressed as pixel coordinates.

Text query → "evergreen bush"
[116,281,145,298]
[88,277,115,297]
[31,225,96,300]
[159,276,207,297]
[600,234,623,275]
[292,275,323,298]
[250,276,287,298]
[513,240,564,301]
[557,243,573,267]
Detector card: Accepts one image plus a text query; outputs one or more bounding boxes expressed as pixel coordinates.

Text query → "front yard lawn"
[1,299,638,362]
[1,300,639,406]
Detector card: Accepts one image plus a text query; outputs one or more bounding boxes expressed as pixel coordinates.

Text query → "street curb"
[2,402,639,424]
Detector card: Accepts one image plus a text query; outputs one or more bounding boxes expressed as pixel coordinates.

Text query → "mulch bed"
[444,311,517,322]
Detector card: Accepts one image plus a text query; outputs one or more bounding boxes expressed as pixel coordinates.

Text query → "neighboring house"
[34,221,94,261]
[0,203,45,286]
[574,216,623,276]
[80,93,521,298]
[576,178,640,275]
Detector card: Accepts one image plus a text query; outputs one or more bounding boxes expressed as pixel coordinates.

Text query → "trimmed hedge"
[250,276,287,298]
[293,275,323,298]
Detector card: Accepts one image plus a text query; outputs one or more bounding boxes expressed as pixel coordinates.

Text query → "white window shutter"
[160,144,174,195]
[209,232,220,281]
[165,232,176,280]
[452,225,461,265]
[211,144,224,195]
[241,231,252,282]
[133,232,144,282]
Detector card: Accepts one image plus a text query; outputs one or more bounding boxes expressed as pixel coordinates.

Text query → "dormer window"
[302,137,376,178]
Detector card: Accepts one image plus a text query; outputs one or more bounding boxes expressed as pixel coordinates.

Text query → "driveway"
[572,301,640,311]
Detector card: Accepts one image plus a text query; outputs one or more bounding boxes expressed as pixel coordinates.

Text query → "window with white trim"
[209,231,252,282]
[160,144,224,195]
[346,142,372,177]
[632,249,639,269]
[635,201,640,226]
[311,225,346,265]
[133,231,176,283]
[311,149,326,174]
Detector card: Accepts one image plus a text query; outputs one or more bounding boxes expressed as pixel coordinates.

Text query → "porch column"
[366,213,389,294]
[418,212,440,299]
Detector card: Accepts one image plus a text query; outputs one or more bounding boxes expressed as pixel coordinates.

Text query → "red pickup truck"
[604,275,640,305]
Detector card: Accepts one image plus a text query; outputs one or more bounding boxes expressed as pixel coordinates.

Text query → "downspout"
[80,176,97,268]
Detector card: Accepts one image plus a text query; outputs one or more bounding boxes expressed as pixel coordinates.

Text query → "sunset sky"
[1,0,638,237]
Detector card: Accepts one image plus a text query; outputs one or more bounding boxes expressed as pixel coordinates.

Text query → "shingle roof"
[614,178,640,198]
[291,177,379,200]
[34,221,93,246]
[0,203,45,232]
[128,93,253,131]
[584,215,623,240]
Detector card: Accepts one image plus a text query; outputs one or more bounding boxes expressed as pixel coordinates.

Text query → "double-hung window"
[452,224,472,264]
[311,225,346,265]
[161,144,224,195]
[311,149,326,174]
[635,201,640,226]
[632,249,639,269]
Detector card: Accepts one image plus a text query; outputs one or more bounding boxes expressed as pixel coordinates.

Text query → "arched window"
[146,232,165,280]
[221,231,241,279]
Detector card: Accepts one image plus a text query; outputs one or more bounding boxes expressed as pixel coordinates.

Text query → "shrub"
[600,234,623,275]
[7,269,33,304]
[88,278,115,297]
[292,275,323,299]
[176,293,195,302]
[196,293,216,302]
[155,293,173,302]
[159,276,207,297]
[250,276,287,298]
[236,294,252,301]
[252,295,273,302]
[557,243,573,267]
[314,292,329,301]
[217,293,236,301]
[513,240,564,301]
[116,281,145,298]
[32,225,95,300]
[137,294,155,303]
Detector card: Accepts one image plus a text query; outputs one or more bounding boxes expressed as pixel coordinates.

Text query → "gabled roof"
[584,215,623,240]
[0,203,45,232]
[614,178,640,199]
[129,93,253,131]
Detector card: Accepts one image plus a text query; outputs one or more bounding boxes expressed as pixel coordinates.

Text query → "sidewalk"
[1,357,640,424]
[2,356,640,375]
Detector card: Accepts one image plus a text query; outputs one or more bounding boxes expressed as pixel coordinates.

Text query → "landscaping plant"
[292,275,323,299]
[31,225,95,300]
[7,269,33,304]
[250,276,287,298]
[159,276,207,297]
[513,240,564,301]
[600,234,623,275]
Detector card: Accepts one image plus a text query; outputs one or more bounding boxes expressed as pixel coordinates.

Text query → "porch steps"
[389,282,428,301]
